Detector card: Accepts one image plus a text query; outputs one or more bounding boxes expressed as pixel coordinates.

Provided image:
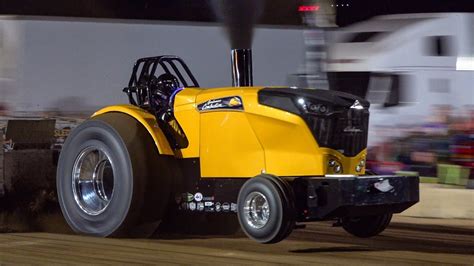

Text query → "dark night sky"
[0,0,472,26]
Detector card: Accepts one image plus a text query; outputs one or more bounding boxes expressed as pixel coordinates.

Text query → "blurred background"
[0,1,472,187]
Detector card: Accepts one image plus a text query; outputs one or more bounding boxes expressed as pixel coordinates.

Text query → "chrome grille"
[305,110,369,157]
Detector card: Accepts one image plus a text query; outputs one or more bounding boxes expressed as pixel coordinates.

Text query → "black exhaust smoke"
[211,0,264,86]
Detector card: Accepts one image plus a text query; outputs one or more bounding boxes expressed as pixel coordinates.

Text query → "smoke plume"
[211,0,264,49]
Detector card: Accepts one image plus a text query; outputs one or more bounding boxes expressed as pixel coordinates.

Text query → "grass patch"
[419,176,439,184]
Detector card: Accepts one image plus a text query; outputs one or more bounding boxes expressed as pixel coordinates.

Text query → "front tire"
[342,213,392,238]
[237,174,295,244]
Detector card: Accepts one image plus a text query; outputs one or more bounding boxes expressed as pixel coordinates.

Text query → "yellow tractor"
[57,49,419,243]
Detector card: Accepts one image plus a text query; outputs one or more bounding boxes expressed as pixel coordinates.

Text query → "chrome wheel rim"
[72,146,115,216]
[243,192,270,229]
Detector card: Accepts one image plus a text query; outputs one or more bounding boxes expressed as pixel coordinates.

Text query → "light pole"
[298,0,336,89]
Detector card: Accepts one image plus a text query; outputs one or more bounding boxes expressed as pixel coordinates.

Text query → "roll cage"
[123,55,199,109]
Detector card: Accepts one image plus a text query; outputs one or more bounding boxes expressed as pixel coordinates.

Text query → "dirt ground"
[0,215,472,265]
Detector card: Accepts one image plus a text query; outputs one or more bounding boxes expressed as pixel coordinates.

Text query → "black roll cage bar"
[123,55,199,108]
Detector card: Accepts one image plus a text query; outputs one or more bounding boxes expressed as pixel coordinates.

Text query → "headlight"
[296,97,331,115]
[355,157,366,172]
[328,158,343,174]
[258,91,334,116]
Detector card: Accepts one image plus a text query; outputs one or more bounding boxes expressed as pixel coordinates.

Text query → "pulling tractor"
[56,49,419,243]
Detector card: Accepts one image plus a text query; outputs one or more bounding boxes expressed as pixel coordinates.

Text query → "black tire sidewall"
[57,120,135,237]
[342,213,393,238]
[237,177,284,243]
[259,174,295,242]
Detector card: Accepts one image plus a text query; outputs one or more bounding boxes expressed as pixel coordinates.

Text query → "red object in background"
[452,141,474,168]
[452,144,473,155]
[298,5,320,12]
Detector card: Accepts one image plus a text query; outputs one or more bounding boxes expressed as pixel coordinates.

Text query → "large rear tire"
[237,174,295,244]
[57,113,171,237]
[342,213,392,238]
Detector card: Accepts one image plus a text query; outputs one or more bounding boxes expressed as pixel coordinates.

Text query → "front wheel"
[342,213,392,238]
[237,175,295,244]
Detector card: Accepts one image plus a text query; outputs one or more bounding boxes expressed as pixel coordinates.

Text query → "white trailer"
[0,16,305,115]
[326,13,474,145]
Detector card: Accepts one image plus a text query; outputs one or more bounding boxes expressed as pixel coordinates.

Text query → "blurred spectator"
[423,105,452,136]
[368,105,473,184]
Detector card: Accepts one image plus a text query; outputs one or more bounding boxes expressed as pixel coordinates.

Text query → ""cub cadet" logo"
[197,96,243,112]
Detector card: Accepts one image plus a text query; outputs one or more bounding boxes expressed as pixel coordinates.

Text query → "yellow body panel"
[246,113,324,176]
[91,87,367,177]
[200,112,265,177]
[195,87,264,177]
[92,104,174,155]
[173,103,200,158]
[174,87,201,107]
[183,86,366,177]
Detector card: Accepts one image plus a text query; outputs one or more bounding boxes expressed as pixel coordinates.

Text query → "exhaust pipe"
[231,49,253,87]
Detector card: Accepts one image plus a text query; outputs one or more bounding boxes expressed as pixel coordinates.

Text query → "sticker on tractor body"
[197,202,205,211]
[177,192,237,213]
[374,179,394,192]
[222,202,231,212]
[215,202,221,212]
[197,96,243,112]
[194,192,203,202]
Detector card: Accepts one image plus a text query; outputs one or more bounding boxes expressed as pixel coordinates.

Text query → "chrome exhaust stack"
[231,49,253,87]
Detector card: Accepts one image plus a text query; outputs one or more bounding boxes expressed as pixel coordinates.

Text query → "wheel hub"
[243,192,270,229]
[72,146,115,215]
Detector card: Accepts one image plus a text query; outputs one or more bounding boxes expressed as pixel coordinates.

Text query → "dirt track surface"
[0,216,472,265]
